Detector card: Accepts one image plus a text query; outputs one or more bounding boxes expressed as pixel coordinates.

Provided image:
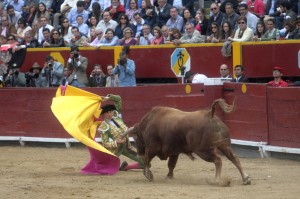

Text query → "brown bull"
[128,99,251,185]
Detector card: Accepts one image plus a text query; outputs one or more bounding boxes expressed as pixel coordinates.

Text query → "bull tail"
[210,98,236,119]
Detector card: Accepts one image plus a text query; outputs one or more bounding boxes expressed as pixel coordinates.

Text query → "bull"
[128,99,251,185]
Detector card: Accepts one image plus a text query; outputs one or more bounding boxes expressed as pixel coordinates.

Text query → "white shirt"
[38,24,54,43]
[192,74,208,83]
[96,19,118,33]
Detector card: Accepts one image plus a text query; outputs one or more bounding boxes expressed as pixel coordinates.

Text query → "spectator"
[173,22,205,45]
[40,28,52,47]
[99,28,119,46]
[98,94,144,171]
[115,13,134,39]
[288,16,300,39]
[246,0,265,18]
[194,8,208,36]
[221,2,239,31]
[132,12,145,37]
[220,21,233,42]
[41,55,64,87]
[166,6,184,32]
[183,8,196,28]
[113,47,136,86]
[136,24,154,45]
[88,64,106,87]
[4,67,26,87]
[59,18,72,44]
[228,16,254,42]
[7,5,22,28]
[53,0,76,28]
[207,2,223,36]
[96,11,118,33]
[0,15,17,38]
[126,0,140,24]
[120,27,137,46]
[167,0,194,17]
[267,66,288,87]
[184,70,208,84]
[67,45,88,86]
[9,0,25,13]
[88,2,102,24]
[155,0,171,28]
[151,26,164,44]
[105,0,126,21]
[260,18,278,41]
[31,20,39,39]
[105,64,119,87]
[49,0,64,28]
[164,28,181,44]
[83,27,104,47]
[140,0,156,28]
[68,26,88,46]
[231,65,249,83]
[67,1,89,26]
[161,25,169,40]
[264,0,280,18]
[34,2,51,23]
[206,22,220,43]
[282,20,294,39]
[38,16,53,44]
[76,15,89,36]
[275,1,297,30]
[61,66,74,87]
[253,20,266,40]
[220,64,232,78]
[39,0,53,10]
[88,15,100,31]
[25,62,47,87]
[23,3,37,27]
[46,28,66,47]
[13,17,32,42]
[238,3,258,33]
[19,30,39,48]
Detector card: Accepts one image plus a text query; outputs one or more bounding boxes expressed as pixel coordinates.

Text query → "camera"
[25,72,39,79]
[12,69,19,76]
[74,53,79,58]
[118,58,126,66]
[48,63,53,68]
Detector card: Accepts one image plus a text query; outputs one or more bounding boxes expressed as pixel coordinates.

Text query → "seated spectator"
[274,1,297,30]
[59,18,72,45]
[105,64,119,87]
[267,66,288,87]
[34,2,51,23]
[133,12,146,37]
[83,27,104,47]
[88,15,100,31]
[25,62,47,87]
[67,1,89,26]
[220,64,232,79]
[140,0,156,28]
[7,5,22,28]
[206,22,221,43]
[61,66,83,87]
[38,16,53,44]
[231,65,249,83]
[173,22,205,45]
[219,22,233,42]
[115,14,135,39]
[104,0,126,21]
[23,3,37,27]
[207,2,223,36]
[253,20,266,40]
[151,26,164,45]
[0,15,17,38]
[282,20,295,39]
[97,11,118,33]
[76,15,89,36]
[120,27,137,46]
[68,26,88,47]
[184,71,208,84]
[41,55,64,87]
[87,2,102,25]
[260,18,278,41]
[161,25,169,40]
[288,16,300,39]
[53,0,77,29]
[49,0,64,28]
[155,0,171,28]
[238,3,259,33]
[31,20,39,40]
[19,30,39,48]
[99,28,119,46]
[246,0,265,18]
[228,16,254,42]
[183,8,196,30]
[40,28,52,47]
[13,17,32,42]
[166,6,184,32]
[88,27,97,43]
[165,28,181,44]
[264,0,281,19]
[88,64,106,87]
[194,8,208,36]
[136,24,154,45]
[46,29,66,47]
[126,0,140,24]
[221,2,239,31]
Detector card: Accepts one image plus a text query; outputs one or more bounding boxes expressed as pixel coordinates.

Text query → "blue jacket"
[113,58,136,87]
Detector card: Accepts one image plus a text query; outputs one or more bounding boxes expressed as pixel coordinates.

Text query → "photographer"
[67,46,88,86]
[113,47,136,87]
[4,67,26,87]
[25,63,47,87]
[41,55,64,87]
[88,64,106,87]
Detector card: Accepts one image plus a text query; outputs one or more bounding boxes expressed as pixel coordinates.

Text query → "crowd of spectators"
[0,0,299,87]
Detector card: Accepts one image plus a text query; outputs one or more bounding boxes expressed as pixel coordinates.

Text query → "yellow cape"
[51,86,117,157]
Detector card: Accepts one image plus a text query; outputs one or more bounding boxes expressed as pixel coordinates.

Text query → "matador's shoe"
[119,161,128,171]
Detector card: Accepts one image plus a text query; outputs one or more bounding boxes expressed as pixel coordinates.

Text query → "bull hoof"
[243,175,251,185]
[143,169,154,182]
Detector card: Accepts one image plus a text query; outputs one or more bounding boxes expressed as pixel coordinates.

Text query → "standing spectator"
[184,70,208,84]
[68,26,88,46]
[137,23,154,45]
[207,2,223,36]
[0,15,17,38]
[126,0,140,24]
[67,46,88,86]
[206,22,221,43]
[105,64,119,87]
[41,55,64,87]
[228,16,254,42]
[246,0,265,18]
[267,66,288,87]
[220,64,232,78]
[151,26,164,44]
[155,0,171,28]
[38,16,53,43]
[140,0,156,28]
[88,64,106,87]
[113,47,136,87]
[7,5,22,28]
[219,22,233,42]
[253,21,266,40]
[221,2,240,31]
[231,65,249,83]
[67,1,89,26]
[238,3,258,33]
[173,22,205,45]
[96,11,118,32]
[166,6,183,32]
[25,62,47,87]
[105,0,126,21]
[120,27,137,46]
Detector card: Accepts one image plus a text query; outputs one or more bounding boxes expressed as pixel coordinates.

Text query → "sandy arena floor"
[0,145,300,199]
